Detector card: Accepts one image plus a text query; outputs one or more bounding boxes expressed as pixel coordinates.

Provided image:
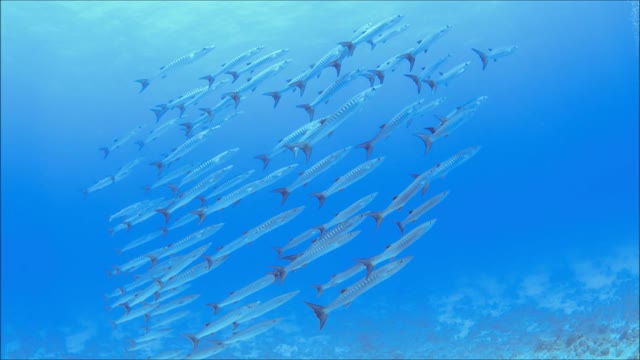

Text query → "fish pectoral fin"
[344,302,352,309]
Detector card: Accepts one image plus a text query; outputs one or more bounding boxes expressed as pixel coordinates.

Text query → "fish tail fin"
[82,189,89,198]
[328,60,342,77]
[123,221,132,232]
[296,104,315,121]
[254,154,270,170]
[222,92,241,109]
[115,248,122,256]
[160,227,168,236]
[144,185,151,192]
[310,192,327,208]
[150,107,166,122]
[356,140,374,160]
[394,220,405,235]
[262,91,282,108]
[399,52,416,71]
[199,74,215,87]
[414,133,433,155]
[338,41,355,56]
[312,284,325,297]
[176,104,185,116]
[206,303,221,315]
[304,302,328,330]
[272,246,284,257]
[99,147,110,159]
[110,320,117,329]
[271,266,288,284]
[355,258,375,278]
[311,225,326,236]
[121,303,131,315]
[135,79,150,93]
[425,79,437,92]
[365,211,384,229]
[369,70,384,84]
[404,74,422,94]
[199,107,214,120]
[367,39,376,50]
[149,161,164,174]
[226,71,239,83]
[183,333,199,350]
[471,48,488,70]
[144,314,150,323]
[197,196,206,206]
[290,80,306,96]
[271,188,290,205]
[361,73,376,87]
[166,184,179,197]
[179,122,193,137]
[191,210,206,225]
[134,140,145,150]
[155,208,171,224]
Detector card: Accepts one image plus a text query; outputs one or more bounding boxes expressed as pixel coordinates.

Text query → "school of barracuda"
[83,14,516,358]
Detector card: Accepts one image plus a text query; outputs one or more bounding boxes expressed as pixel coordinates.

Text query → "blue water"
[2,1,639,359]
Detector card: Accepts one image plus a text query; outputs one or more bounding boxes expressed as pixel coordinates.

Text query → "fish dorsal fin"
[309,64,315,69]
[410,173,420,179]
[417,39,422,44]
[113,139,118,143]
[230,291,235,295]
[221,63,226,67]
[246,61,252,65]
[408,210,414,214]
[247,77,252,82]
[340,288,347,294]
[318,90,323,95]
[286,78,291,83]
[331,273,337,278]
[488,48,493,52]
[385,244,392,249]
[299,171,304,176]
[160,66,165,70]
[334,177,341,183]
[421,66,426,71]
[243,230,249,235]
[439,71,444,76]
[392,195,398,200]
[379,124,386,129]
[320,118,327,125]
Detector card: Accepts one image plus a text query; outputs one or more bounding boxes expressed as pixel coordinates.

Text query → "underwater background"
[1,1,639,359]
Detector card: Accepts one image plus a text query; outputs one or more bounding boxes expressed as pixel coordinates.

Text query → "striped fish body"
[245,207,305,241]
[160,244,211,281]
[180,148,239,186]
[280,228,320,254]
[370,23,411,48]
[221,318,282,345]
[169,166,232,212]
[324,157,384,196]
[324,193,378,229]
[149,294,200,317]
[352,15,403,45]
[424,146,480,181]
[216,274,277,310]
[155,224,223,260]
[205,170,255,201]
[400,192,449,229]
[163,128,213,165]
[237,291,299,323]
[150,311,189,330]
[236,59,291,94]
[376,220,435,263]
[412,25,451,55]
[195,302,260,339]
[287,231,360,272]
[230,49,289,80]
[418,54,451,80]
[289,146,352,191]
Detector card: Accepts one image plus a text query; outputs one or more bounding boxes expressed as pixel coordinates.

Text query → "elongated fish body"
[201,46,265,86]
[218,318,282,346]
[320,192,378,232]
[297,69,375,121]
[161,257,223,291]
[134,328,173,344]
[179,80,229,112]
[254,164,298,189]
[304,256,412,330]
[424,146,481,182]
[199,96,237,123]
[256,121,319,169]
[365,173,429,229]
[311,157,385,208]
[114,252,158,274]
[180,148,239,187]
[203,183,259,215]
[119,229,165,255]
[112,303,158,327]
[99,125,147,159]
[292,87,380,162]
[127,339,159,352]
[276,228,320,256]
[153,349,188,360]
[425,61,471,91]
[368,48,414,84]
[308,214,367,252]
[273,147,352,205]
[185,302,260,349]
[236,291,299,325]
[151,128,215,173]
[123,199,173,229]
[127,279,164,307]
[357,99,425,159]
[159,243,212,281]
[412,25,452,56]
[342,15,404,55]
[83,175,115,196]
[216,207,304,259]
[283,231,360,276]
[139,117,179,148]
[287,47,344,96]
[368,23,411,49]
[150,164,194,191]
[208,273,277,314]
[114,157,143,182]
[161,86,210,115]
[313,263,365,296]
[352,22,372,40]
[185,344,225,360]
[472,45,518,70]
[109,199,158,222]
[397,192,448,234]
[150,311,189,330]
[226,49,289,83]
[158,166,233,222]
[153,224,224,261]
[358,220,436,277]
[152,284,191,304]
[205,170,255,202]
[223,59,292,108]
[136,45,216,93]
[149,294,200,317]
